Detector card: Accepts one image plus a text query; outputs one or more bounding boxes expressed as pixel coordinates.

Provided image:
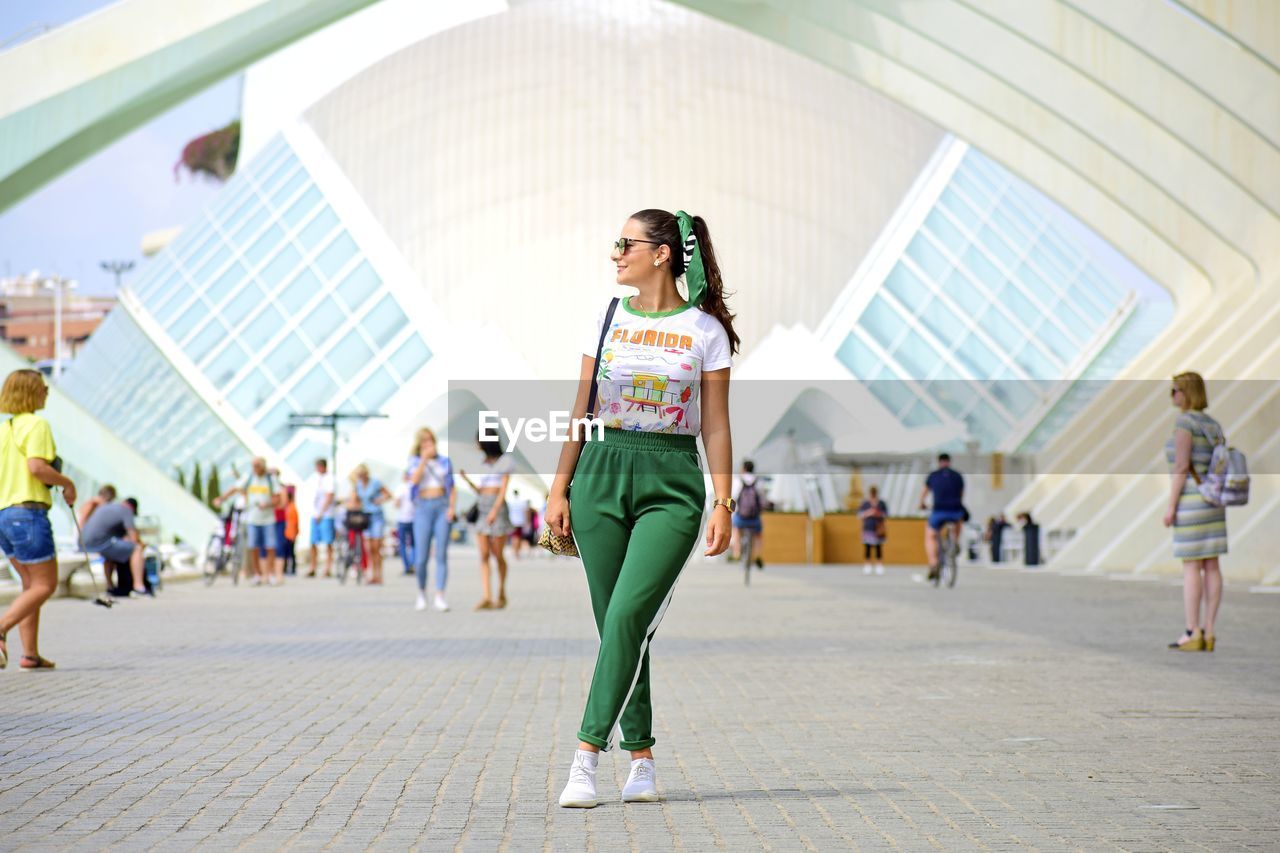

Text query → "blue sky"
[0,1,241,295]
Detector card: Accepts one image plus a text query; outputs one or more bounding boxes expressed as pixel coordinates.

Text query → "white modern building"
[17,0,1273,580]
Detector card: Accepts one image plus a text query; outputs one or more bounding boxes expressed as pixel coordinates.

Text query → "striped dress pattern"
[1165,410,1228,560]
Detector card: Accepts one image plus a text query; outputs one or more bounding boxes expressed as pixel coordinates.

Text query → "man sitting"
[80,491,149,598]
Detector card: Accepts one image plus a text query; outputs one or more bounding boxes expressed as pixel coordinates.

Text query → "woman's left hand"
[1162,508,1175,528]
[705,506,731,556]
[486,509,499,526]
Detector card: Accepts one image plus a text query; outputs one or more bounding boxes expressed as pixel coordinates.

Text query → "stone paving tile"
[1,551,1278,850]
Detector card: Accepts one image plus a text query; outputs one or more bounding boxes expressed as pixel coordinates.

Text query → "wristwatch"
[712,497,736,513]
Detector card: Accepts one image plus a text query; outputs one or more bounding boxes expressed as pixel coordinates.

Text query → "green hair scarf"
[675,210,707,306]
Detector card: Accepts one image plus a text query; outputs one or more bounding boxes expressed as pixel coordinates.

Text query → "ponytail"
[688,215,739,355]
[630,208,740,355]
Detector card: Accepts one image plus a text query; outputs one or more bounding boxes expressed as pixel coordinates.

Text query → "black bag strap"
[585,298,620,420]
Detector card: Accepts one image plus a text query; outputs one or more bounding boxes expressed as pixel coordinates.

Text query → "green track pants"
[570,428,705,751]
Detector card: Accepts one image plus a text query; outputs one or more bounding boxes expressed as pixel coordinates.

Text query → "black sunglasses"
[613,237,662,253]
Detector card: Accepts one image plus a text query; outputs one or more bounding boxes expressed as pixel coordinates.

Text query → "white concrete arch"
[671,0,1279,578]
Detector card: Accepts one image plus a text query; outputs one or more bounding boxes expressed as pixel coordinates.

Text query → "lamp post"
[40,275,77,382]
[100,259,135,292]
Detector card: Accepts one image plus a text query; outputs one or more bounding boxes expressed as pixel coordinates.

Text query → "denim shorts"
[95,536,137,564]
[310,517,335,545]
[928,508,966,530]
[0,504,56,564]
[364,512,386,540]
[247,523,278,552]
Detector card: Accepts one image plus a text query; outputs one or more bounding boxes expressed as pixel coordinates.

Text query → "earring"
[653,259,661,267]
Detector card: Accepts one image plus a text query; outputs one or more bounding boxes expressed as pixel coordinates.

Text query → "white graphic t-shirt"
[583,297,732,436]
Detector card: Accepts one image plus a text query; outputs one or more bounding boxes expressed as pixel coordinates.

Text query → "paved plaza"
[2,552,1278,851]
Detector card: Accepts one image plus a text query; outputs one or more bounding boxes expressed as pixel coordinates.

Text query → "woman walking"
[407,428,455,612]
[0,369,77,671]
[1164,372,1228,652]
[547,209,736,807]
[459,436,514,610]
[859,485,888,575]
[350,464,391,585]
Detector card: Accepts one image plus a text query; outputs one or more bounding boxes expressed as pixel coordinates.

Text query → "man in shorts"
[80,490,148,597]
[918,453,965,581]
[215,457,282,585]
[307,458,336,577]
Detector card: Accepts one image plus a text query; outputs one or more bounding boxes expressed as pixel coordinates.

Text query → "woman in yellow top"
[0,369,77,670]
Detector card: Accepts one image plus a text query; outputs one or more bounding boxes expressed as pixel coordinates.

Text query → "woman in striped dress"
[1162,372,1226,652]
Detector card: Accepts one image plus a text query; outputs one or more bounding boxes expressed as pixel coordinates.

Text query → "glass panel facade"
[837,146,1165,450]
[58,308,250,480]
[74,133,436,477]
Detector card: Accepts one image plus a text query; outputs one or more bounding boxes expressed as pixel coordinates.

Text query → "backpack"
[1193,435,1250,507]
[737,481,761,519]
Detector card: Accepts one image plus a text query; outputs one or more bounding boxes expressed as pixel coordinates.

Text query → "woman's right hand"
[545,493,570,537]
[62,480,77,507]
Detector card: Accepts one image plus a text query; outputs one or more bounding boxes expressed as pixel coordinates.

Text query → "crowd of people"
[0,360,1237,679]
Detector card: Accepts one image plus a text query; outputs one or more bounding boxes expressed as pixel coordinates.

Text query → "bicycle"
[338,510,370,585]
[741,528,756,587]
[934,523,959,589]
[204,509,243,586]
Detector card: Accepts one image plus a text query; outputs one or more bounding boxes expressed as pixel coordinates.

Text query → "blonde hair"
[349,463,369,484]
[1172,372,1208,411]
[411,427,438,457]
[0,369,47,414]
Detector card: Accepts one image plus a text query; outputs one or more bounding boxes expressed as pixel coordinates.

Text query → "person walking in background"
[1164,372,1228,652]
[282,486,299,576]
[987,513,1009,563]
[307,458,336,578]
[546,208,736,808]
[507,488,531,559]
[459,435,514,610]
[407,428,455,612]
[351,464,391,585]
[395,478,415,576]
[0,369,77,671]
[858,485,888,576]
[215,457,282,586]
[729,460,765,569]
[1017,511,1040,567]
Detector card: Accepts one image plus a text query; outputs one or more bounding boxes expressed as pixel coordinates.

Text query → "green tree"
[175,465,187,489]
[175,120,240,182]
[206,466,221,511]
[191,461,204,503]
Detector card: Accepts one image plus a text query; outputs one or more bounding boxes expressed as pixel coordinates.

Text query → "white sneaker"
[558,749,599,808]
[414,593,427,611]
[433,593,450,612]
[875,564,885,576]
[622,758,659,803]
[863,564,872,575]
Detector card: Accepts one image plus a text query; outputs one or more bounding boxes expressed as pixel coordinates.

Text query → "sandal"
[474,599,494,611]
[496,594,507,609]
[19,655,55,671]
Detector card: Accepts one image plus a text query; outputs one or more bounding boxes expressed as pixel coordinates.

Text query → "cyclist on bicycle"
[918,452,964,581]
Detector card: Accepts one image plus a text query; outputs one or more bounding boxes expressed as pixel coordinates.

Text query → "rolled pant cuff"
[619,737,656,751]
[576,731,609,750]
